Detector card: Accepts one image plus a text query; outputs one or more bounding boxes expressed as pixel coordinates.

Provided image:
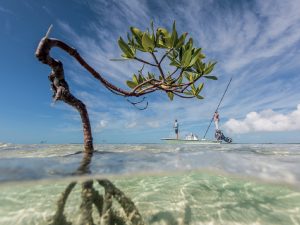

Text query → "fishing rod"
[203,77,233,139]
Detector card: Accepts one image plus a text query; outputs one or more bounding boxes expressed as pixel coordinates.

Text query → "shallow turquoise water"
[0,172,299,225]
[0,143,300,224]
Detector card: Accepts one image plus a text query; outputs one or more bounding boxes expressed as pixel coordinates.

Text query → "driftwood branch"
[35,34,94,156]
[35,35,200,107]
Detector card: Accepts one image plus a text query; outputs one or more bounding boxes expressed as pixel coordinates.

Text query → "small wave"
[0,143,299,188]
[250,149,300,156]
[0,142,12,149]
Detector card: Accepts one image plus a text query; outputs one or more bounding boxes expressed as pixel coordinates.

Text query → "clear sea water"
[0,143,300,225]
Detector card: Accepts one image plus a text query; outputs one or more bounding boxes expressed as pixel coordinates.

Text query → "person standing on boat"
[214,111,220,130]
[174,119,179,139]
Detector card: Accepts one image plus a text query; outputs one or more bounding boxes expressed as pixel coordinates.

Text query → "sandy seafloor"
[0,143,300,225]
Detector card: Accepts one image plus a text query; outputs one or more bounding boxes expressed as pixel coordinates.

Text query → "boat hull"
[161,138,222,144]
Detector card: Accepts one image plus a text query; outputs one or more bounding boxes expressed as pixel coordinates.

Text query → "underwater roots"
[48,179,144,225]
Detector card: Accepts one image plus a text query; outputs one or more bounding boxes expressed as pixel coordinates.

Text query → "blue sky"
[0,0,300,144]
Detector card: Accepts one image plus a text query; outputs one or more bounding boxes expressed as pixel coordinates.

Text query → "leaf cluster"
[116,21,218,100]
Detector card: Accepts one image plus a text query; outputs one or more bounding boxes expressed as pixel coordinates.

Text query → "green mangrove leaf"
[132,74,139,84]
[138,74,144,83]
[191,84,196,94]
[167,92,174,101]
[175,33,187,49]
[197,83,204,94]
[164,36,173,48]
[170,60,180,67]
[204,75,218,80]
[194,72,203,80]
[126,80,137,88]
[199,52,206,59]
[127,32,134,46]
[172,50,179,58]
[179,47,184,61]
[177,75,183,85]
[204,62,217,74]
[156,38,166,48]
[134,44,147,52]
[189,48,201,67]
[171,21,178,47]
[150,20,154,35]
[195,60,205,72]
[181,48,192,68]
[142,33,155,51]
[196,95,204,99]
[147,72,155,79]
[118,37,134,58]
[131,27,143,36]
[157,27,169,37]
[194,59,202,72]
[186,38,193,49]
[184,71,190,80]
[130,27,143,45]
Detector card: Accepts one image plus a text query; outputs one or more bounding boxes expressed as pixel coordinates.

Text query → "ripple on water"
[0,171,300,224]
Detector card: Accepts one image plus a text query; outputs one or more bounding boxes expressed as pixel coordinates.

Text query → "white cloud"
[94,119,108,132]
[224,104,300,133]
[146,121,160,128]
[124,121,137,129]
[52,0,300,142]
[75,91,108,109]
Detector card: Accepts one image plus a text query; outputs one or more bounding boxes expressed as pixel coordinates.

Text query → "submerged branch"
[98,179,145,225]
[48,182,77,225]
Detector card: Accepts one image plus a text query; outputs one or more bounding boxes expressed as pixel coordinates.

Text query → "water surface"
[0,143,299,224]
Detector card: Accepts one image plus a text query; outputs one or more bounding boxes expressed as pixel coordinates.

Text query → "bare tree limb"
[134,57,157,67]
[151,52,166,81]
[126,97,149,110]
[158,48,173,65]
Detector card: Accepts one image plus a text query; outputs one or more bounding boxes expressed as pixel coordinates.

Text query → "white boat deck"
[161,138,222,144]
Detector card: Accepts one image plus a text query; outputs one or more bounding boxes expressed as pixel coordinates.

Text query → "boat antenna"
[203,77,232,139]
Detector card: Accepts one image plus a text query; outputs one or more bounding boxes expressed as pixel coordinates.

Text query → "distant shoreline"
[1,142,300,145]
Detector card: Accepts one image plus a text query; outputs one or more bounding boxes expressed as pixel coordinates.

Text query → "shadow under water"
[1,143,300,225]
[1,166,300,225]
[46,153,145,225]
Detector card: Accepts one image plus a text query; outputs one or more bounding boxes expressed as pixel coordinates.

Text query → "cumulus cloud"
[224,104,300,133]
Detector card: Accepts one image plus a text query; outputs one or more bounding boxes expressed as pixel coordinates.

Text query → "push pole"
[203,77,232,139]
